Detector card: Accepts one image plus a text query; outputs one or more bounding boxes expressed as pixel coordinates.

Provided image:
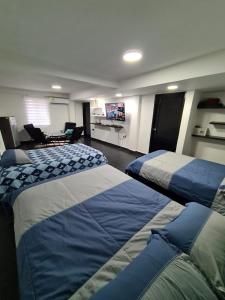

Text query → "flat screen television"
[105,102,125,121]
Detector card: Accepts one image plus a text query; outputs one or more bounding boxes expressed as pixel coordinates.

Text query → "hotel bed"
[126,150,225,215]
[91,201,225,300]
[0,143,107,201]
[7,164,184,299]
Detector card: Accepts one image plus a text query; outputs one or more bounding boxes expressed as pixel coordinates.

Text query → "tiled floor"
[82,138,139,172]
[0,138,140,299]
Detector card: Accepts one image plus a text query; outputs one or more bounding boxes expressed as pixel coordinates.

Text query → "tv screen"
[105,102,125,121]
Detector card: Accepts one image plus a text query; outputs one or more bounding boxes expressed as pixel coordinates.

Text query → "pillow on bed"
[155,202,225,299]
[0,149,32,168]
[91,234,217,300]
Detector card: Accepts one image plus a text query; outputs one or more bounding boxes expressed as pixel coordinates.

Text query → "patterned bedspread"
[26,143,104,164]
[0,144,107,200]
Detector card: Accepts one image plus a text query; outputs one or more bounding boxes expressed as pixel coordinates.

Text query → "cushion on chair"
[65,129,74,136]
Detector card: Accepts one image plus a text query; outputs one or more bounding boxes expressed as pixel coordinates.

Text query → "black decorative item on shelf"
[197,98,225,109]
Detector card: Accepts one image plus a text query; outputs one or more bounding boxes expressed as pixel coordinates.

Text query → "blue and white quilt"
[155,202,225,299]
[126,150,225,213]
[0,144,107,200]
[12,164,183,300]
[91,233,217,300]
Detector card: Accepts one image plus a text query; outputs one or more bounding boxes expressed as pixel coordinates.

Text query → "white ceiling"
[0,0,225,94]
[71,72,225,101]
[131,73,225,97]
[0,68,93,94]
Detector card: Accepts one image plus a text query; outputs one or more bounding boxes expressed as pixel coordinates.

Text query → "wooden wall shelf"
[209,121,225,125]
[197,106,225,110]
[192,134,225,142]
[91,123,123,129]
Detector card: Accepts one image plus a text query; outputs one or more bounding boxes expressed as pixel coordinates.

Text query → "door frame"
[82,102,91,138]
[149,92,185,153]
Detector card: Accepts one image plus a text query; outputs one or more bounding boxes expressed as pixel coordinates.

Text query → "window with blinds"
[25,97,50,126]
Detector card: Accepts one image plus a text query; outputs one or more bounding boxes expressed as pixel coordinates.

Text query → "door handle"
[152,128,157,132]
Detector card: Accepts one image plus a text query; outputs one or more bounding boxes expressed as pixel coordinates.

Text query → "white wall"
[190,91,225,164]
[0,89,75,142]
[137,91,203,155]
[74,101,84,126]
[137,91,202,156]
[46,103,70,134]
[0,130,5,154]
[1,86,224,165]
[136,90,225,163]
[176,90,201,155]
[196,92,225,137]
[176,89,225,164]
[0,90,28,141]
[137,95,155,153]
[90,92,209,156]
[90,96,141,151]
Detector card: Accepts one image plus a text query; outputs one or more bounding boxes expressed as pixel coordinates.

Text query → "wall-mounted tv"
[105,102,125,121]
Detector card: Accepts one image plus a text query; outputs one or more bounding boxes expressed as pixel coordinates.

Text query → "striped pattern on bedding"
[126,150,225,212]
[13,164,183,300]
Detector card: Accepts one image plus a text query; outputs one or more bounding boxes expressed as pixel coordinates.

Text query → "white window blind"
[25,97,50,126]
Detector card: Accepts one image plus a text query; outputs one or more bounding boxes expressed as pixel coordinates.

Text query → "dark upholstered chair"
[24,124,35,138]
[24,124,53,146]
[64,122,76,132]
[69,126,84,143]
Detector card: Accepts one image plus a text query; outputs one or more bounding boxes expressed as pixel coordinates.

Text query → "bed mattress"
[126,150,225,214]
[0,143,107,201]
[11,164,183,300]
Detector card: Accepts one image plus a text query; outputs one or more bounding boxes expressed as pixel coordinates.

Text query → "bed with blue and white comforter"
[10,164,183,299]
[126,150,225,214]
[0,143,107,200]
[91,202,225,300]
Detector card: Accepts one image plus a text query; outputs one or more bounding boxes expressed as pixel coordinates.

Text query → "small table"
[47,132,68,144]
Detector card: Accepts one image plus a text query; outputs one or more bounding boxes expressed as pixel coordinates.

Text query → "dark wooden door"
[149,92,185,152]
[82,102,91,138]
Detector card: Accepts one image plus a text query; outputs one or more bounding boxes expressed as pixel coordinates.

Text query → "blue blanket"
[126,150,225,211]
[155,202,225,299]
[12,165,183,300]
[91,233,217,300]
[0,144,107,201]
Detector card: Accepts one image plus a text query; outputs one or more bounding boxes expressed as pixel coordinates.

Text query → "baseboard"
[135,151,145,156]
[20,140,34,145]
[90,138,144,157]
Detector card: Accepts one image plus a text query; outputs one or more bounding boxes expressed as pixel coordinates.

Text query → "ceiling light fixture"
[167,85,178,90]
[123,49,143,63]
[52,84,62,90]
[115,93,123,97]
